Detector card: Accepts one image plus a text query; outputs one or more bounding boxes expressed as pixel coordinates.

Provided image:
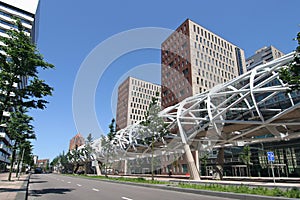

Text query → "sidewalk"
[0,172,30,200]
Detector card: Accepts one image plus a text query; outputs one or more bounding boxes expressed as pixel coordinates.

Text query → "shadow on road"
[0,188,26,192]
[30,188,74,197]
[29,180,48,184]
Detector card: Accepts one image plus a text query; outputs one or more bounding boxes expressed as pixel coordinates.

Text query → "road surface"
[28,174,235,200]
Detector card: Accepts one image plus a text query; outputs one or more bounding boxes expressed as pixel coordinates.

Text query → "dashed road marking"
[77,184,82,187]
[92,188,99,192]
[67,181,71,184]
[122,197,133,200]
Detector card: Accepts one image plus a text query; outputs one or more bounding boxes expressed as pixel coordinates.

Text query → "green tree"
[103,119,117,177]
[139,93,168,181]
[81,133,95,175]
[51,151,70,173]
[279,32,300,90]
[15,140,33,176]
[67,145,83,174]
[239,145,252,177]
[0,19,53,180]
[107,119,116,141]
[6,108,35,181]
[200,154,208,176]
[0,19,54,123]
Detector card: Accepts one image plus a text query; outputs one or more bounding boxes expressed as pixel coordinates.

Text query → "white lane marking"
[122,197,133,200]
[67,181,71,184]
[92,188,99,192]
[77,184,82,187]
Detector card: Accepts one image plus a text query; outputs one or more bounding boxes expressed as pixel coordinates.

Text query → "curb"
[15,174,30,200]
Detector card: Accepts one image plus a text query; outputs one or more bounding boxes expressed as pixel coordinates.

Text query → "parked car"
[34,167,43,174]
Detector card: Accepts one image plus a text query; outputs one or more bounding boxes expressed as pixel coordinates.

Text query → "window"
[183,68,189,75]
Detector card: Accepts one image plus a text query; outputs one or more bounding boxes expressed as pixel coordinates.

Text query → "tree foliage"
[107,118,116,141]
[0,18,53,180]
[81,133,95,174]
[139,93,168,180]
[0,19,54,123]
[279,31,300,91]
[6,107,35,180]
[239,145,252,176]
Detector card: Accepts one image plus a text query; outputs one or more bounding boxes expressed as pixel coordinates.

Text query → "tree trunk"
[74,163,79,174]
[151,136,154,181]
[15,155,21,177]
[8,143,17,181]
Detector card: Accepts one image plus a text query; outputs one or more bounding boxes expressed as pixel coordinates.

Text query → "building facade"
[161,19,246,108]
[246,46,284,71]
[116,77,161,130]
[0,0,40,170]
[37,159,49,170]
[69,133,85,151]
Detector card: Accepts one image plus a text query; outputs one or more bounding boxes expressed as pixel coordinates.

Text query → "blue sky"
[30,0,300,160]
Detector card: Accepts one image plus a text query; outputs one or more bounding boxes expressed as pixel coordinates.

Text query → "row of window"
[196,59,235,77]
[162,42,189,59]
[162,73,188,90]
[197,68,234,82]
[131,102,148,110]
[0,18,30,33]
[0,10,32,25]
[163,26,188,51]
[192,24,233,52]
[131,79,160,91]
[132,97,151,105]
[195,35,233,58]
[194,43,235,66]
[131,89,159,98]
[129,114,145,121]
[196,77,222,88]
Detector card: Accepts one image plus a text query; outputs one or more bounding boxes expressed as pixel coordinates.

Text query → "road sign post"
[267,152,276,184]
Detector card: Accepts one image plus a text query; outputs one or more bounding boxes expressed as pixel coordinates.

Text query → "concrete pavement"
[0,172,30,200]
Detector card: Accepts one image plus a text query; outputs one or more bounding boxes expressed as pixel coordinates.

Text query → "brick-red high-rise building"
[161,19,246,108]
[69,133,85,151]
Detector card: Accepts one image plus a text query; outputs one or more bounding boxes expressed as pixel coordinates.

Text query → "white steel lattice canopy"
[102,52,300,162]
[159,52,300,151]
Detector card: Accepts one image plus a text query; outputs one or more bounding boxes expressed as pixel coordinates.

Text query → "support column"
[124,159,128,175]
[194,150,199,172]
[95,161,102,175]
[184,144,200,180]
[215,147,224,180]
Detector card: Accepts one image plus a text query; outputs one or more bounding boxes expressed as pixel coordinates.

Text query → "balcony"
[0,132,11,144]
[0,143,12,155]
[0,153,10,164]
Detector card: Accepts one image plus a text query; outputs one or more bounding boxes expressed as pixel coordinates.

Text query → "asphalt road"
[28,174,236,200]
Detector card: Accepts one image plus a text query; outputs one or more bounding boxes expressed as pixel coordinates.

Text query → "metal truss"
[159,52,300,150]
[97,52,300,179]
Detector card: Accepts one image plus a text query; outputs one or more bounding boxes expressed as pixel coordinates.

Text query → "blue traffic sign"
[267,151,275,162]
